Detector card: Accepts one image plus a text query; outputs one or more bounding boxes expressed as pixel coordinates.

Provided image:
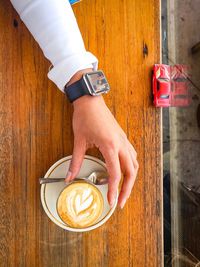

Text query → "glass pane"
[162,0,200,266]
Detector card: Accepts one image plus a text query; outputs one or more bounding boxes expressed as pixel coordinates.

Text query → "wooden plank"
[0,0,162,266]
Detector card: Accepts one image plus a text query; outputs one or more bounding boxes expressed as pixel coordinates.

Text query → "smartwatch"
[64,70,110,102]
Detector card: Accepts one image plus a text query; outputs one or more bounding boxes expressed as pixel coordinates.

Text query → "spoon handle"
[39,178,66,184]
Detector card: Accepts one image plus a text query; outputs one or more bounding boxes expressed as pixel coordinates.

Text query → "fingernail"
[120,199,126,209]
[65,171,72,183]
[110,193,118,208]
[110,198,115,208]
[110,194,116,207]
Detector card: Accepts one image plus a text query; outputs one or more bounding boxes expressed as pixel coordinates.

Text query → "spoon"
[39,171,108,185]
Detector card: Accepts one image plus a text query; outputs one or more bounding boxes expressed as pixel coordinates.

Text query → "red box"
[152,64,190,107]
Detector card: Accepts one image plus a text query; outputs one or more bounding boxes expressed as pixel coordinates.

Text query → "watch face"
[84,71,110,95]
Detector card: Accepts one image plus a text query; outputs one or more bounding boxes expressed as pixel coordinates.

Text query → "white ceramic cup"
[40,155,118,232]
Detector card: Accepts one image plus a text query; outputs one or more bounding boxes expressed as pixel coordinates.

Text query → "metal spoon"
[39,171,108,186]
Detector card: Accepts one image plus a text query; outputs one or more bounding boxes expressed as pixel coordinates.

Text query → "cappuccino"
[57,181,104,228]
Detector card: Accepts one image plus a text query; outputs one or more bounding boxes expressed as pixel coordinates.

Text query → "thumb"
[65,138,86,182]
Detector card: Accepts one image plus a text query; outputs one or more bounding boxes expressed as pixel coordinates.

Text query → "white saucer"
[40,155,118,232]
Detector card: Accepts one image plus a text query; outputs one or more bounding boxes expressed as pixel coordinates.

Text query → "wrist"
[66,68,93,87]
[65,69,109,105]
[73,94,105,109]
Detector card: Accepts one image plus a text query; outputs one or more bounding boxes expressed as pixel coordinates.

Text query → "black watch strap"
[64,76,90,103]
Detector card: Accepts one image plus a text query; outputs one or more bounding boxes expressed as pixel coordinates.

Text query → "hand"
[65,70,139,209]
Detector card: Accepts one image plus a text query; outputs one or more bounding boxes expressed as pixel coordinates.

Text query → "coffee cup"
[40,155,118,232]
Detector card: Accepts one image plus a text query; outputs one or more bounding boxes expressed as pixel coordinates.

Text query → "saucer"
[40,155,118,232]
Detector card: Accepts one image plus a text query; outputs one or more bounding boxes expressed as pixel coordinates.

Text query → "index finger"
[118,150,138,208]
[101,149,121,207]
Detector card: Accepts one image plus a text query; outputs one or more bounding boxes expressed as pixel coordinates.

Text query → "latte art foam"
[57,182,104,228]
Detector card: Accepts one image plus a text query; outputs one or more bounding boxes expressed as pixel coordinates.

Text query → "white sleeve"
[10,0,98,92]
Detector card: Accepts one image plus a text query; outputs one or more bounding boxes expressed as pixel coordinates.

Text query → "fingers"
[128,143,139,170]
[129,143,137,158]
[118,147,139,209]
[65,137,86,182]
[101,148,121,207]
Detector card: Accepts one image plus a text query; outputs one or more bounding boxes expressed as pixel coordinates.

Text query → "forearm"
[10,0,98,92]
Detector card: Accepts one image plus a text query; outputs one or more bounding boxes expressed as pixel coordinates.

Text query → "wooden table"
[0,0,162,266]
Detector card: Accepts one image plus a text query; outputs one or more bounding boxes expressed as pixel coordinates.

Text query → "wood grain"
[0,0,162,266]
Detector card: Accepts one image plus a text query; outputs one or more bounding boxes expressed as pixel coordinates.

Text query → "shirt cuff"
[47,51,98,92]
